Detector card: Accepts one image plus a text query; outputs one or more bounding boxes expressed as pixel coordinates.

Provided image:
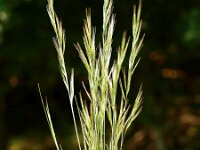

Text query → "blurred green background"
[0,0,200,149]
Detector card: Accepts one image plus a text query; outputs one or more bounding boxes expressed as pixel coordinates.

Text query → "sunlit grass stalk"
[39,0,144,150]
[39,0,81,149]
[38,85,62,150]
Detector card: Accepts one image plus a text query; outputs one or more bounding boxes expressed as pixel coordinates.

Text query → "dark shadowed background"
[0,0,200,149]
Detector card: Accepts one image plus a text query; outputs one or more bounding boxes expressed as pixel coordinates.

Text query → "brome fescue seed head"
[39,0,144,150]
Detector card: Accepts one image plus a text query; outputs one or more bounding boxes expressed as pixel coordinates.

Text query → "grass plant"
[39,0,144,149]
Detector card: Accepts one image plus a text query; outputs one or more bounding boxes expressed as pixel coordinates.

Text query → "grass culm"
[38,0,144,149]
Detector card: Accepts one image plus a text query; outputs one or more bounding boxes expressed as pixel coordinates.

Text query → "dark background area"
[0,0,200,149]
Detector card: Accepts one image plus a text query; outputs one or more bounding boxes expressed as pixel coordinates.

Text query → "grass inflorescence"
[39,0,144,149]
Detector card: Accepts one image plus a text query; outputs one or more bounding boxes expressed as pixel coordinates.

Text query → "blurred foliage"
[0,0,200,149]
